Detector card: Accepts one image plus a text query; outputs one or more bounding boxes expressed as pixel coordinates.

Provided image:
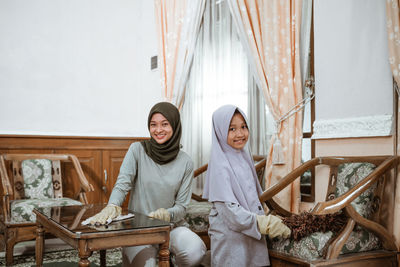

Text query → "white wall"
[0,0,394,139]
[313,0,393,139]
[0,0,161,137]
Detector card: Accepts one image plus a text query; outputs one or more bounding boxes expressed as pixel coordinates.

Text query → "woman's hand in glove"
[148,208,171,222]
[256,214,291,238]
[89,204,122,225]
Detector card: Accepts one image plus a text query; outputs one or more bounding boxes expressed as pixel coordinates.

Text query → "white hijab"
[202,105,263,211]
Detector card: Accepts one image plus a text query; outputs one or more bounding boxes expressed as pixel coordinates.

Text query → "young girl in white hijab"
[203,105,291,267]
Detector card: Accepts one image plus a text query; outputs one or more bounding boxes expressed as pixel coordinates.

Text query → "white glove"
[89,205,122,225]
[256,214,291,238]
[148,208,171,222]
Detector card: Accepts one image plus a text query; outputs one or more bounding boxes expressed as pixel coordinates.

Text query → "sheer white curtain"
[181,0,249,195]
[154,0,205,105]
[172,0,206,107]
[247,78,271,157]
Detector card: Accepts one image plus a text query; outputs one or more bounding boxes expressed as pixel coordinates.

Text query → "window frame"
[300,3,315,203]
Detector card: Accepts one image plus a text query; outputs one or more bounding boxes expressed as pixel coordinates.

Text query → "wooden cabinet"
[102,150,130,208]
[56,149,103,204]
[0,135,147,206]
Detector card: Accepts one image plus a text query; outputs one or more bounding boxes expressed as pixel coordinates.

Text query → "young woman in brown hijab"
[90,102,206,267]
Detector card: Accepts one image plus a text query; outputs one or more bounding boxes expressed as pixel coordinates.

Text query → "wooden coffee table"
[33,204,171,267]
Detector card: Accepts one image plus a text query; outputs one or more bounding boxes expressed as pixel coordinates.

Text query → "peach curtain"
[228,0,303,213]
[154,0,205,106]
[154,0,187,103]
[386,0,400,249]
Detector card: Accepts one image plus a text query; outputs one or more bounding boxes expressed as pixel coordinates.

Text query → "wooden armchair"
[0,153,94,266]
[185,155,267,249]
[260,156,399,267]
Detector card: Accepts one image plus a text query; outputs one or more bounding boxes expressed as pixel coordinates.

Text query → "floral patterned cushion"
[336,162,377,218]
[269,227,381,261]
[185,199,212,232]
[269,162,381,260]
[10,198,82,223]
[21,159,54,199]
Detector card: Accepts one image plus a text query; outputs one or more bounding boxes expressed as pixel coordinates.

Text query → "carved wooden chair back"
[9,158,63,200]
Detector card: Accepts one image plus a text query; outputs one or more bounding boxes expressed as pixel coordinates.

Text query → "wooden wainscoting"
[0,135,148,206]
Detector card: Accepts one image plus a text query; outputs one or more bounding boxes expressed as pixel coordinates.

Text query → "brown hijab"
[141,102,182,165]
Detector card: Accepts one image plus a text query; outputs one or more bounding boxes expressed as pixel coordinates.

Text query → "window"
[300,2,315,202]
[182,0,315,199]
[181,0,252,195]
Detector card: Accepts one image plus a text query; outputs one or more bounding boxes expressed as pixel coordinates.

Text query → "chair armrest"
[344,204,397,251]
[194,164,208,178]
[252,155,265,162]
[254,156,266,186]
[191,164,209,201]
[259,158,321,217]
[311,156,398,215]
[193,156,266,201]
[259,158,321,203]
[192,194,207,202]
[68,155,95,193]
[254,157,266,171]
[0,155,13,197]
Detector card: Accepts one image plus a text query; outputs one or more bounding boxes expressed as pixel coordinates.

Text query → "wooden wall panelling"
[0,135,147,151]
[102,150,130,208]
[0,135,148,206]
[55,149,103,204]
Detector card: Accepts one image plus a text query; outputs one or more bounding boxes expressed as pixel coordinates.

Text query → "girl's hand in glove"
[148,208,171,222]
[89,204,122,225]
[256,214,291,238]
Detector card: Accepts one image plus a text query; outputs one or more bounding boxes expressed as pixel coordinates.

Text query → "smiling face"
[227,112,249,150]
[149,113,173,144]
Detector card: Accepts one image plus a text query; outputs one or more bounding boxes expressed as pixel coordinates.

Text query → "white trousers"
[122,226,206,267]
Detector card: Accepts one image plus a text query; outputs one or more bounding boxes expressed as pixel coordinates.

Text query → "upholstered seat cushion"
[10,198,82,223]
[269,227,381,261]
[185,199,212,232]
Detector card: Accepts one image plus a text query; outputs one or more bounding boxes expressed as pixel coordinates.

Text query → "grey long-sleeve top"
[108,142,194,223]
[208,201,269,267]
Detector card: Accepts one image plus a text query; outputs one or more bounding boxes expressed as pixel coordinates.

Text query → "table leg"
[78,252,91,267]
[35,224,45,267]
[159,239,170,267]
[78,240,92,267]
[100,249,106,267]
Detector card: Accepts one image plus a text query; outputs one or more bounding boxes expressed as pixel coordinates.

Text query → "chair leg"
[6,245,14,266]
[100,249,106,267]
[5,229,17,266]
[0,232,5,252]
[0,222,5,252]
